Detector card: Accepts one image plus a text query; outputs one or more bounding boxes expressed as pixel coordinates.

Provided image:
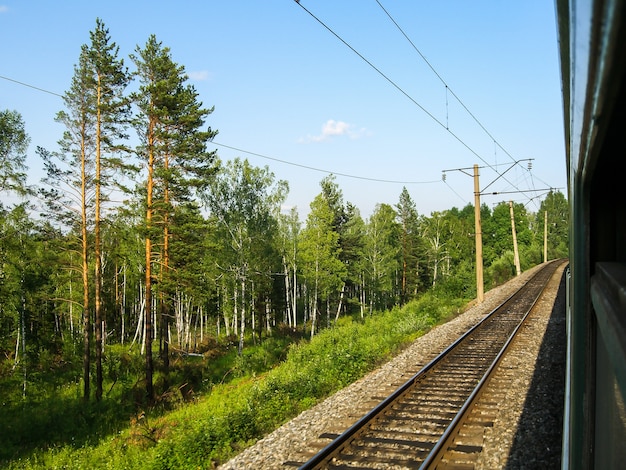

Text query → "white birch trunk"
[292,264,297,328]
[335,282,346,322]
[310,258,319,339]
[238,277,246,355]
[283,256,291,326]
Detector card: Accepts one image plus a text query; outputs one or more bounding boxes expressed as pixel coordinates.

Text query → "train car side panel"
[557,0,626,468]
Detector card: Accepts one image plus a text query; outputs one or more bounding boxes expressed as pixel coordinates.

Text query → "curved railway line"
[297,259,565,469]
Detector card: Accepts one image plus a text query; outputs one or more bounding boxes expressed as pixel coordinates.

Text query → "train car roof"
[555,0,626,190]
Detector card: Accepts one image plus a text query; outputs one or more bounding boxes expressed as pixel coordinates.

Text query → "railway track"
[297,259,564,469]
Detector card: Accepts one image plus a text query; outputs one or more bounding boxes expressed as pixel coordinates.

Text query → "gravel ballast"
[219,262,567,469]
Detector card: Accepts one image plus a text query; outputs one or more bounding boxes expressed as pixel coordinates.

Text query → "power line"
[0,74,442,185]
[213,142,440,184]
[293,1,544,202]
[442,160,551,207]
[292,2,499,171]
[374,0,517,165]
[443,178,469,205]
[483,188,558,196]
[0,74,63,98]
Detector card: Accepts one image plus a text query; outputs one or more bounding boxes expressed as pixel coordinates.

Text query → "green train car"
[556,0,626,468]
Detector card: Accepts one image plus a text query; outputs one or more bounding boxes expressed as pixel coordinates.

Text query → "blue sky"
[0,1,565,219]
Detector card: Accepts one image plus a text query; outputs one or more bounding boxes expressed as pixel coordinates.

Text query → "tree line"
[0,19,569,405]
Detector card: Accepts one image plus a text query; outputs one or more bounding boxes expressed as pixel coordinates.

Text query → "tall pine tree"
[86,18,131,401]
[0,109,29,197]
[41,46,96,401]
[131,35,217,400]
[396,187,422,302]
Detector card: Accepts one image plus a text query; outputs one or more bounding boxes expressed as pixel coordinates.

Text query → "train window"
[590,262,626,468]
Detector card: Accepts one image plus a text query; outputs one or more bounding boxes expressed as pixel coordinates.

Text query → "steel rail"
[419,260,562,468]
[299,260,560,469]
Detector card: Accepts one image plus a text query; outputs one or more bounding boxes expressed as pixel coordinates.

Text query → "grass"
[0,292,467,469]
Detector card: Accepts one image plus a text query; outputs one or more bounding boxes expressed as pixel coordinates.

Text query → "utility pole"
[509,201,521,276]
[442,159,544,304]
[543,211,548,263]
[473,165,484,302]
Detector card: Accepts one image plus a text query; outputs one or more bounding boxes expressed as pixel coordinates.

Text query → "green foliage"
[396,187,424,301]
[487,250,517,287]
[299,191,347,336]
[0,17,571,470]
[433,258,476,299]
[536,190,569,260]
[145,295,467,468]
[364,203,400,311]
[1,292,467,469]
[0,109,30,195]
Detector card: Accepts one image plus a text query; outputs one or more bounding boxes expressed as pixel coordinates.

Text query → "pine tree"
[396,187,421,302]
[86,18,131,401]
[40,46,96,401]
[39,20,130,401]
[0,109,30,196]
[131,35,217,400]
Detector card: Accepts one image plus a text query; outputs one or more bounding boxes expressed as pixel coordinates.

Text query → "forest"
[0,20,568,468]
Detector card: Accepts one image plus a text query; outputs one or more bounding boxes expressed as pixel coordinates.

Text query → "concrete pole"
[509,201,521,276]
[474,164,484,303]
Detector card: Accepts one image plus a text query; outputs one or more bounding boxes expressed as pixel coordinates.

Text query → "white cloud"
[321,119,351,137]
[300,119,368,143]
[187,70,211,81]
[0,6,9,13]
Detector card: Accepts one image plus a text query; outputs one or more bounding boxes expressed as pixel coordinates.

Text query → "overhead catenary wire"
[442,161,560,208]
[374,0,517,165]
[443,179,469,205]
[293,0,548,204]
[376,0,552,211]
[2,10,555,200]
[375,0,561,208]
[292,1,495,170]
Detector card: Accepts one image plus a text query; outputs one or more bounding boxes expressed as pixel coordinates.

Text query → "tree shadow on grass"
[0,385,140,464]
[0,332,306,465]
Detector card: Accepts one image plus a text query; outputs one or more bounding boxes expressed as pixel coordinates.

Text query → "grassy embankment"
[0,292,467,469]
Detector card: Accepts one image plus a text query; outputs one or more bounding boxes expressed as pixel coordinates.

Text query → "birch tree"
[341,203,365,318]
[278,207,300,328]
[299,193,345,338]
[364,203,399,312]
[0,110,31,391]
[421,211,450,287]
[203,158,287,354]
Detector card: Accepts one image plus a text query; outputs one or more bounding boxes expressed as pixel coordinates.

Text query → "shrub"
[2,291,470,469]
